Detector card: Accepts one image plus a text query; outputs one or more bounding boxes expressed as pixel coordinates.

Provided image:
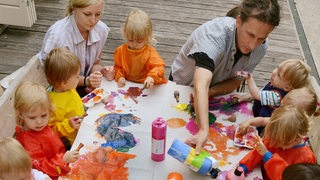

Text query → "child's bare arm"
[234,71,260,100]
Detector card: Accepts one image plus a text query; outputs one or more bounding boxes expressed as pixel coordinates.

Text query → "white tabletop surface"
[71,80,262,180]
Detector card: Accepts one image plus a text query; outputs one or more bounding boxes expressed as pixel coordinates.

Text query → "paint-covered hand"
[254,135,268,156]
[144,76,154,89]
[238,119,252,134]
[69,116,83,129]
[117,77,126,87]
[101,66,115,81]
[63,150,79,163]
[185,130,208,155]
[234,71,251,79]
[233,93,253,103]
[88,71,103,88]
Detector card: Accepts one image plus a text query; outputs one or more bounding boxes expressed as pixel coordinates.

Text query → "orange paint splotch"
[115,109,123,113]
[205,127,241,161]
[166,118,187,128]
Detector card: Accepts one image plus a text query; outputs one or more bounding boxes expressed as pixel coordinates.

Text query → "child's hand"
[117,77,126,87]
[63,150,79,163]
[238,120,251,134]
[69,116,83,129]
[234,71,251,79]
[100,66,115,81]
[144,77,154,89]
[254,135,268,156]
[233,93,253,102]
[88,71,103,88]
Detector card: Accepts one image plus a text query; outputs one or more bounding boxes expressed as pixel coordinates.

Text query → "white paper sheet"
[71,80,262,180]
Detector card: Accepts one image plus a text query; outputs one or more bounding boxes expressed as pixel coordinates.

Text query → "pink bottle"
[226,166,245,180]
[151,117,167,161]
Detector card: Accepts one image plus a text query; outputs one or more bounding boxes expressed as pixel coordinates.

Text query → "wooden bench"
[0,55,48,138]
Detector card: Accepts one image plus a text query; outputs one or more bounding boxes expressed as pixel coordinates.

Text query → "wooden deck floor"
[0,0,304,88]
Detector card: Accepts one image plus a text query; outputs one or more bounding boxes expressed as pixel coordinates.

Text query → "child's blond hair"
[279,59,310,89]
[264,105,309,148]
[0,137,32,179]
[65,0,104,16]
[14,81,52,127]
[44,48,81,88]
[122,9,155,45]
[282,87,319,116]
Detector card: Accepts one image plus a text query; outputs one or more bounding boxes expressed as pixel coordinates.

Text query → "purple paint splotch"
[186,119,236,140]
[209,96,252,116]
[96,113,141,151]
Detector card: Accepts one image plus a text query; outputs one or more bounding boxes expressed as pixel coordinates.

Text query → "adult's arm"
[208,78,242,97]
[186,67,212,154]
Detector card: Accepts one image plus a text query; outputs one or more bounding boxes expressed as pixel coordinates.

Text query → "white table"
[72,80,262,180]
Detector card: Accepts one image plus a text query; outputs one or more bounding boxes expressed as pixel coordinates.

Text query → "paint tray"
[82,88,108,107]
[234,126,258,149]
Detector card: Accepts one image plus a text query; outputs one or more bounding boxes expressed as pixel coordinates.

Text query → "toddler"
[239,87,319,134]
[238,105,316,180]
[282,163,320,180]
[14,81,79,179]
[0,137,51,180]
[114,9,167,88]
[44,47,86,148]
[235,59,310,117]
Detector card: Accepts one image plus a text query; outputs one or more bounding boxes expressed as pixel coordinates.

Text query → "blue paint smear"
[97,113,141,151]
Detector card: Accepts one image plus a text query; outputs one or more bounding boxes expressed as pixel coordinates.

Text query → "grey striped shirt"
[171,17,268,87]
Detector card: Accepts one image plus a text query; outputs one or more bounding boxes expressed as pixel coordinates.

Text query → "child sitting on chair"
[44,47,86,149]
[238,87,319,134]
[238,105,316,180]
[114,9,167,88]
[14,82,79,179]
[0,137,51,180]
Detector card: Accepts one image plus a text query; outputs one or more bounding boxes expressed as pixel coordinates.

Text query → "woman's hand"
[88,71,103,88]
[100,66,115,81]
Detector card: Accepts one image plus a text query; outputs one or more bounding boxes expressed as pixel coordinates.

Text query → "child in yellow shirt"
[44,47,86,149]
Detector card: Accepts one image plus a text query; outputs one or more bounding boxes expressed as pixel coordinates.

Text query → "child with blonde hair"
[239,87,319,134]
[0,137,51,180]
[114,8,167,88]
[238,105,316,180]
[235,59,311,117]
[44,47,86,149]
[14,82,79,179]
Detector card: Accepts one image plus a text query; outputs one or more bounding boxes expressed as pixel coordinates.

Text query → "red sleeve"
[263,147,316,180]
[239,149,263,174]
[16,131,70,178]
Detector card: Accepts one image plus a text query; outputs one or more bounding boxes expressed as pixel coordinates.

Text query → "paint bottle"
[151,117,167,161]
[167,139,221,178]
[225,166,245,180]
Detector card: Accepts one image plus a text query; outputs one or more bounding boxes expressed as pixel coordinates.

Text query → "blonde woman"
[38,0,114,97]
[114,9,167,88]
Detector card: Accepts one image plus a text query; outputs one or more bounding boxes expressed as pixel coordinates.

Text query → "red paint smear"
[166,118,187,128]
